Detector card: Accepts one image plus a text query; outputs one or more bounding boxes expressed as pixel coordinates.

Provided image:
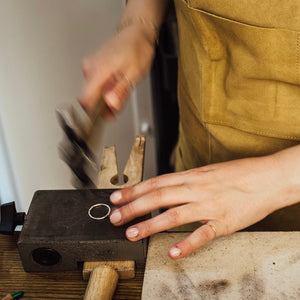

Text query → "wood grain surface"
[0,234,144,300]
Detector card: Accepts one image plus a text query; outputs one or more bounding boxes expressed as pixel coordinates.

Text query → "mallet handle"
[84,265,119,300]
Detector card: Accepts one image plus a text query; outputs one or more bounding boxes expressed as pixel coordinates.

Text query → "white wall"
[0,116,19,205]
[0,0,156,212]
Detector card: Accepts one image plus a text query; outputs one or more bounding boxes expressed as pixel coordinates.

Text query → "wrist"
[117,16,160,46]
[271,145,300,209]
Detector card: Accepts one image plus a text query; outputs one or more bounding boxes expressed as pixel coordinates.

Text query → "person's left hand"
[109,154,289,259]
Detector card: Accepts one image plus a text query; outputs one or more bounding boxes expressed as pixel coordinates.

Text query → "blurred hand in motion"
[79,24,156,117]
[109,152,294,259]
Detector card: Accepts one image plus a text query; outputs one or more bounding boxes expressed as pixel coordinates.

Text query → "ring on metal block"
[88,203,111,220]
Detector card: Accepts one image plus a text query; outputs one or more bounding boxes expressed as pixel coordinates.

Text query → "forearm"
[272,144,300,209]
[120,0,171,45]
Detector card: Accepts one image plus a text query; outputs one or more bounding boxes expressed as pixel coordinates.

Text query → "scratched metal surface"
[18,189,148,271]
[142,232,300,299]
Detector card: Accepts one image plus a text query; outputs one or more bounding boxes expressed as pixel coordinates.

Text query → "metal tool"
[56,100,108,188]
[2,135,146,300]
[0,136,147,271]
[17,188,147,272]
[0,202,25,235]
[1,95,147,299]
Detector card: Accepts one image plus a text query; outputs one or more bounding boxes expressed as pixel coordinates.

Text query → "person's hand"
[78,24,156,116]
[109,154,289,259]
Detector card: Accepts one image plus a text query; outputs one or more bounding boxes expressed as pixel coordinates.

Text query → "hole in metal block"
[32,247,61,266]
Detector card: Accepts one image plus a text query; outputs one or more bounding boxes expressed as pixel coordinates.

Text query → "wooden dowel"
[84,266,119,300]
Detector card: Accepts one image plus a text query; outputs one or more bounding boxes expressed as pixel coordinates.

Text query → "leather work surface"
[142,232,300,299]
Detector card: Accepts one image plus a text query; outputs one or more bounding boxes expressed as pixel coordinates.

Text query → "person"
[79,0,300,259]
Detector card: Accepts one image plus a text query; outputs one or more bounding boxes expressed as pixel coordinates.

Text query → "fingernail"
[126,227,139,238]
[169,247,182,258]
[110,210,121,224]
[105,91,119,109]
[110,191,122,203]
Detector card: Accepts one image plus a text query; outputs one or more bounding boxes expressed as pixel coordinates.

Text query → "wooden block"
[97,135,145,188]
[142,232,300,299]
[83,260,135,280]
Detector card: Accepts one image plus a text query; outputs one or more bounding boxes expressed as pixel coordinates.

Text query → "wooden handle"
[83,265,119,300]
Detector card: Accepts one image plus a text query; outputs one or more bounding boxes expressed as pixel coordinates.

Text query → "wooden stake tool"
[83,135,145,300]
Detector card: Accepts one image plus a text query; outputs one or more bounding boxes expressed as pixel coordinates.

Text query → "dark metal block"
[18,189,147,272]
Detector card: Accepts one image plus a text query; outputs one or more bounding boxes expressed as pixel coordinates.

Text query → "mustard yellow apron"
[174,0,300,171]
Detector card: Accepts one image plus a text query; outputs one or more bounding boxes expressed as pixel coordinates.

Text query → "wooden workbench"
[1,203,299,299]
[0,233,144,300]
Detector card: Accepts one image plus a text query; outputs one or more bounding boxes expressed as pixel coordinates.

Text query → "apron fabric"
[174,0,300,172]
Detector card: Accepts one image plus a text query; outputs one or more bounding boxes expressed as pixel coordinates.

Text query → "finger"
[104,74,133,112]
[122,203,207,241]
[168,222,219,259]
[110,172,188,205]
[79,71,108,112]
[109,185,192,226]
[126,200,216,241]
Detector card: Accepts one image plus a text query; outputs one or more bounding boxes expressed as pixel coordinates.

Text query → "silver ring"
[88,203,111,220]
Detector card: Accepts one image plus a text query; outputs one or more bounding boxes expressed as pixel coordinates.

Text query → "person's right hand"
[78,24,156,117]
[108,150,298,259]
